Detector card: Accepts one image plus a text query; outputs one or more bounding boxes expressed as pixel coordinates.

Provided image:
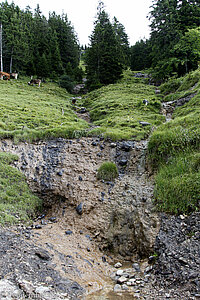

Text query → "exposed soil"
[0,93,199,299]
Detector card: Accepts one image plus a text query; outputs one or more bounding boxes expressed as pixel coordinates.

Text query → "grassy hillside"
[0,152,42,224]
[148,69,200,214]
[0,78,89,142]
[82,70,165,140]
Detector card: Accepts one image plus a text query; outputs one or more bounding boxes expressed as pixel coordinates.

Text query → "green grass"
[154,151,200,214]
[0,78,89,142]
[97,161,118,181]
[82,70,165,141]
[148,68,200,214]
[0,152,42,224]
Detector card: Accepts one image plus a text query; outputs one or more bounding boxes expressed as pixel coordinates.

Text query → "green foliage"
[0,152,42,224]
[154,151,200,214]
[59,75,75,93]
[83,70,164,140]
[148,0,200,79]
[0,78,89,142]
[85,2,123,90]
[130,39,152,71]
[0,2,80,77]
[97,161,118,181]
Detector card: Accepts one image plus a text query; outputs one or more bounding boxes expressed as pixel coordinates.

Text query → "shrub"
[97,161,118,181]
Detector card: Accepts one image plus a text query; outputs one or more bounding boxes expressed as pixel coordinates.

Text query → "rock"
[35,286,50,294]
[114,262,122,268]
[110,143,117,148]
[117,276,128,284]
[78,176,83,181]
[57,170,63,176]
[49,217,57,223]
[132,263,141,272]
[91,141,97,146]
[121,142,134,152]
[148,255,157,264]
[102,256,106,263]
[139,121,151,126]
[121,284,129,290]
[35,225,42,229]
[116,270,124,276]
[76,203,83,215]
[119,159,128,166]
[113,284,122,292]
[35,249,51,261]
[65,230,73,235]
[79,107,87,114]
[145,265,153,273]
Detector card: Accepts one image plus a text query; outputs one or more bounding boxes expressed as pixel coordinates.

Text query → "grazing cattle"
[28,79,41,87]
[10,72,18,79]
[0,71,10,80]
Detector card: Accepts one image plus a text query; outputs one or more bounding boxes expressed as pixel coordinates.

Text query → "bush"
[97,161,118,181]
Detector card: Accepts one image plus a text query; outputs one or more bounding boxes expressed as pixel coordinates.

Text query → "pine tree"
[86,1,123,89]
[112,17,130,68]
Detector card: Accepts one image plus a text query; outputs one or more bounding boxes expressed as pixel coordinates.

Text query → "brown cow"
[28,79,41,87]
[0,72,10,80]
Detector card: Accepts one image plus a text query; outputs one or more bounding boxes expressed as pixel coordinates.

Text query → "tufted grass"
[97,161,118,181]
[0,152,42,224]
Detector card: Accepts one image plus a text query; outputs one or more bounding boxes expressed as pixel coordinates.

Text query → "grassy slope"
[148,69,200,213]
[0,77,89,224]
[0,152,42,224]
[82,70,165,141]
[0,78,89,142]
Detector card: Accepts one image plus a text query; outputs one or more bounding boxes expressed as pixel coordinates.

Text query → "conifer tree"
[86,1,123,89]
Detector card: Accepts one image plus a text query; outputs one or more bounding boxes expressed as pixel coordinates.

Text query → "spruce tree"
[86,1,123,89]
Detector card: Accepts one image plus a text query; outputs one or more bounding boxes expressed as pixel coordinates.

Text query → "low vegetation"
[148,68,200,214]
[0,152,42,224]
[97,161,119,181]
[0,78,89,142]
[82,70,165,141]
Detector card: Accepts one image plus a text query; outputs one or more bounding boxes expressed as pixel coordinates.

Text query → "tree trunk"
[0,22,3,74]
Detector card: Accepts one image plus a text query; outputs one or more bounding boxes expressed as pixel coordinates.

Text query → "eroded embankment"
[0,137,159,299]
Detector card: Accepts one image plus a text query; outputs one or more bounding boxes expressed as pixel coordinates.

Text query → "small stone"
[165,293,170,298]
[65,230,73,235]
[87,247,90,252]
[76,203,83,215]
[119,159,128,166]
[41,220,47,225]
[132,263,141,272]
[35,249,51,261]
[113,284,121,292]
[116,270,124,276]
[35,286,50,294]
[91,141,97,146]
[121,142,133,152]
[57,170,63,176]
[102,256,106,262]
[49,217,57,223]
[110,143,117,148]
[79,107,87,114]
[122,284,129,290]
[35,225,42,229]
[117,276,128,284]
[145,265,153,273]
[139,121,151,126]
[78,176,83,181]
[114,262,122,268]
